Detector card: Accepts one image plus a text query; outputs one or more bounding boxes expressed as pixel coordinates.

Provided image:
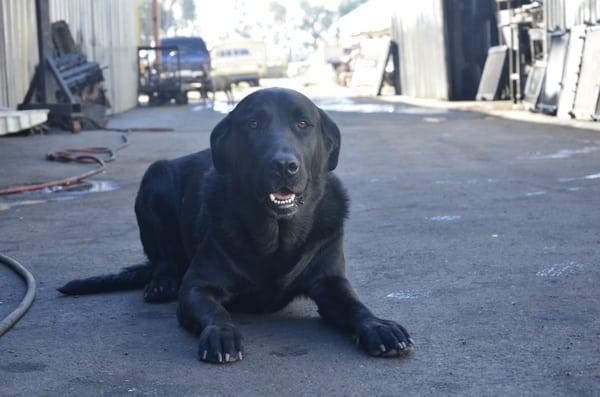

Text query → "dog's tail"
[57,263,153,296]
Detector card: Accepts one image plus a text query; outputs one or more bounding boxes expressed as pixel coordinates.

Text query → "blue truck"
[138,36,212,105]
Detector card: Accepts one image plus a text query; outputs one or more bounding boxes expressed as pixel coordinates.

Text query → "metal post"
[34,0,53,103]
[508,9,515,103]
[152,0,160,46]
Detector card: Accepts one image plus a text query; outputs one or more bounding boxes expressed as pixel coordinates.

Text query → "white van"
[211,41,266,86]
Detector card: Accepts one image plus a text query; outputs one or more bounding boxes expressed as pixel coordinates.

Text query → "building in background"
[391,0,498,100]
[544,0,600,31]
[0,0,138,114]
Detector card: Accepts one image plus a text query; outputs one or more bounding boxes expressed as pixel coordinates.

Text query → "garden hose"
[0,253,36,337]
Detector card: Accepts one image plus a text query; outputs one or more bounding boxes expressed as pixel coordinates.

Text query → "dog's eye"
[296,120,309,129]
[246,119,258,129]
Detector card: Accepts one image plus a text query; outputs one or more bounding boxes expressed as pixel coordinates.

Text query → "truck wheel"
[149,95,160,106]
[175,92,188,105]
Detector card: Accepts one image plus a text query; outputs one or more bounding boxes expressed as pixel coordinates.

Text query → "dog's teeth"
[269,193,297,206]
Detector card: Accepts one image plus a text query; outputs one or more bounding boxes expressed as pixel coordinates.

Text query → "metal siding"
[545,0,600,30]
[391,0,450,99]
[0,0,38,109]
[572,26,600,119]
[0,0,138,114]
[0,1,7,107]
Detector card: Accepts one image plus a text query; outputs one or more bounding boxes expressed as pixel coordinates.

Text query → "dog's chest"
[225,254,304,313]
[226,282,296,313]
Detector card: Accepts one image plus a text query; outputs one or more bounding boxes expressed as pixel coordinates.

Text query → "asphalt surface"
[0,96,599,396]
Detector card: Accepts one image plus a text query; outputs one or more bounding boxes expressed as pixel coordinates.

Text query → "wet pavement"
[0,180,119,212]
[0,93,599,396]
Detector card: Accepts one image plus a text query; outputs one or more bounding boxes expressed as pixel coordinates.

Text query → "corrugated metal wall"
[391,0,497,100]
[545,0,600,30]
[0,0,138,114]
[0,0,38,110]
[391,0,449,99]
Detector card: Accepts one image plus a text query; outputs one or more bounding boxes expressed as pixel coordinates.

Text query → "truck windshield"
[162,38,208,54]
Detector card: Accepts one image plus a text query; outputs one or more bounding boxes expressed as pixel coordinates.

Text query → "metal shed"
[0,0,138,114]
[391,0,498,100]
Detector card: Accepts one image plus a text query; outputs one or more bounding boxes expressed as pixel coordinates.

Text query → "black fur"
[57,264,152,295]
[58,88,413,363]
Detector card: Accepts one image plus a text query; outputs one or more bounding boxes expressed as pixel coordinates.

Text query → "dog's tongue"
[272,192,294,200]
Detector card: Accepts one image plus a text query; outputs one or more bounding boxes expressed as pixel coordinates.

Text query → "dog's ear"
[210,113,232,173]
[318,108,341,171]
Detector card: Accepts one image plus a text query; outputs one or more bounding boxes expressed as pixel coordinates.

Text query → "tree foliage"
[338,0,368,17]
[181,0,196,23]
[299,0,334,48]
[269,2,287,24]
[138,0,196,44]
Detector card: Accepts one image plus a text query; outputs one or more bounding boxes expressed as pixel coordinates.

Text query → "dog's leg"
[309,276,414,357]
[135,161,187,302]
[178,285,243,364]
[142,231,185,303]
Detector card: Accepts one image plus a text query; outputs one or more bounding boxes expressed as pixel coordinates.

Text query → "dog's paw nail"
[408,337,415,345]
[397,342,404,350]
[379,344,386,353]
[218,352,223,363]
[202,350,207,360]
[238,351,243,360]
[225,353,230,362]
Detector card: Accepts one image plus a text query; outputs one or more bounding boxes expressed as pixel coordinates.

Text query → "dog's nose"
[272,153,300,176]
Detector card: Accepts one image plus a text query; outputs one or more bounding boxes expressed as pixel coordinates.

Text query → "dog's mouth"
[269,192,296,206]
[266,188,301,216]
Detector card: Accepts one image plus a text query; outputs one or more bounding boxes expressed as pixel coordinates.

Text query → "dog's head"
[210,88,340,218]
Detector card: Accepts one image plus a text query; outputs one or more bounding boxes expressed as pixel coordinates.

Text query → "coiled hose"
[0,253,36,337]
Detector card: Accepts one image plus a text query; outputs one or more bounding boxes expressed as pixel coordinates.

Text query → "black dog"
[59,88,413,363]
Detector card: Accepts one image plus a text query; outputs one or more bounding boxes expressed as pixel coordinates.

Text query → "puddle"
[536,262,584,278]
[190,97,449,116]
[429,215,461,222]
[387,289,429,300]
[191,100,235,114]
[523,191,546,197]
[520,146,599,160]
[424,117,446,123]
[558,172,600,182]
[0,180,119,211]
[316,97,449,115]
[434,178,497,185]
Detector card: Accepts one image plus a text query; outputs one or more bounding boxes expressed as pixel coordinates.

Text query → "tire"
[175,92,188,105]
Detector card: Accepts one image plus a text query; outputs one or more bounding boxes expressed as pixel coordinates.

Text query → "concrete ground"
[0,89,599,396]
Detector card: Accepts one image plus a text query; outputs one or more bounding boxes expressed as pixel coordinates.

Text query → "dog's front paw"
[198,324,244,364]
[356,317,414,358]
[144,276,178,303]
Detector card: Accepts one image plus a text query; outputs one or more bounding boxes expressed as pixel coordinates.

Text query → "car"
[210,41,266,86]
